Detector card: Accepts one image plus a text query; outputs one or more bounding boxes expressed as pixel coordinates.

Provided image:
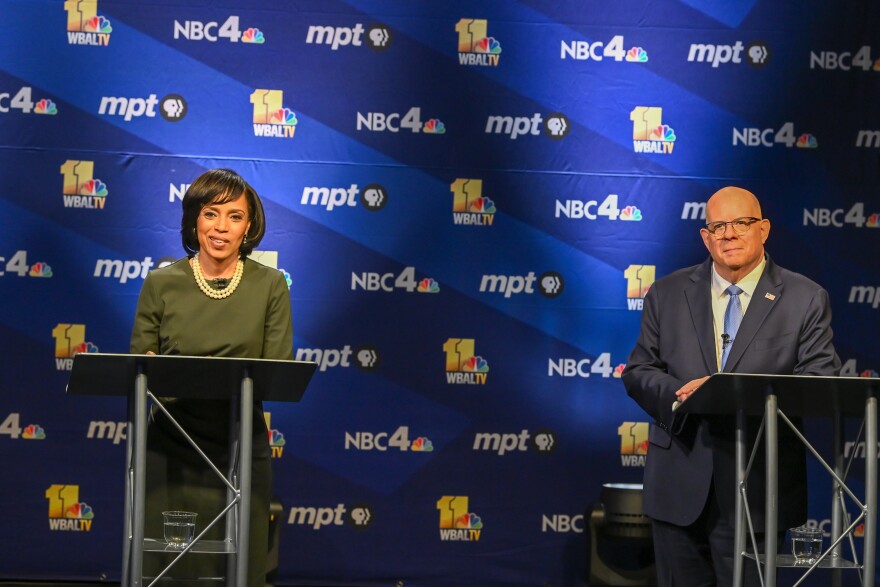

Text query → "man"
[621,186,840,586]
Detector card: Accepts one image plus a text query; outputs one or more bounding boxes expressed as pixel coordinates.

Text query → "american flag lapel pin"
[765,292,776,301]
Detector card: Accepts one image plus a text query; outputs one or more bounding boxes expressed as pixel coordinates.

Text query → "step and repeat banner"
[1,1,878,585]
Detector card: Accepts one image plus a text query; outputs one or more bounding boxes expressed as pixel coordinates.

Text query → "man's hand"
[675,376,709,403]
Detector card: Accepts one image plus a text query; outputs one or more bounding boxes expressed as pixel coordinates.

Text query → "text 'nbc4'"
[0,250,52,278]
[357,107,445,133]
[555,194,642,221]
[352,267,439,293]
[345,426,434,452]
[548,354,624,378]
[732,122,817,148]
[0,87,57,115]
[1,413,46,440]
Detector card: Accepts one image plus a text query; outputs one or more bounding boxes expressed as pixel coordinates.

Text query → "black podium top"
[66,352,317,402]
[677,373,880,418]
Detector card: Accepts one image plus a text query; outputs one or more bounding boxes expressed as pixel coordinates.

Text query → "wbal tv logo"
[456,19,501,67]
[444,338,489,385]
[265,412,285,458]
[624,264,655,311]
[52,323,98,371]
[46,484,94,532]
[630,107,676,154]
[437,496,482,541]
[65,0,112,46]
[251,89,297,138]
[619,422,649,467]
[60,160,107,209]
[451,179,495,226]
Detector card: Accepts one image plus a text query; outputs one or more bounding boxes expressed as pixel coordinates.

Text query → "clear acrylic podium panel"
[678,373,879,587]
[67,353,317,587]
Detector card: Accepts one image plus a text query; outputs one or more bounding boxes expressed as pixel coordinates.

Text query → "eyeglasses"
[703,217,762,237]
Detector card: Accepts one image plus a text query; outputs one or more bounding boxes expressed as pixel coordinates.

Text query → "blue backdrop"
[1,1,878,585]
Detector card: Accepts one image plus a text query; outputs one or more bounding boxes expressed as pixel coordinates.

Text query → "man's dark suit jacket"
[621,255,840,530]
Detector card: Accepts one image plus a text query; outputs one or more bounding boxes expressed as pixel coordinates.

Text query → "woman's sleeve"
[130,272,162,354]
[262,270,293,360]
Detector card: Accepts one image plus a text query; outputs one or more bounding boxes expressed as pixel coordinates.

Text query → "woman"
[130,168,292,586]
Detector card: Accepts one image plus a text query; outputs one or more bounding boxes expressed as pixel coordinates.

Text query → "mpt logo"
[366,25,391,50]
[354,347,380,370]
[98,94,186,122]
[539,272,564,297]
[472,429,557,455]
[306,24,392,51]
[287,503,374,530]
[545,114,569,139]
[160,94,187,121]
[687,41,770,68]
[478,271,563,298]
[484,113,569,140]
[300,183,387,212]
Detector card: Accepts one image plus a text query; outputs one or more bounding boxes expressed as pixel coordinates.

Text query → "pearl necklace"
[191,254,244,299]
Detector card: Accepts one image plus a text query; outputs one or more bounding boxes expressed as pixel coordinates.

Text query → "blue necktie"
[721,284,743,370]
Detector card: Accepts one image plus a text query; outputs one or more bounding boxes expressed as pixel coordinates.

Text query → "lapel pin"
[764,292,776,301]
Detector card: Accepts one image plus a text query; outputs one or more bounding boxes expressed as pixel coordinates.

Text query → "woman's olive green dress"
[130,257,292,586]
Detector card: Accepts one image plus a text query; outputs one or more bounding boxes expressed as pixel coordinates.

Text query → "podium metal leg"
[734,409,746,587]
[127,371,148,587]
[122,381,135,587]
[831,412,844,587]
[236,372,254,587]
[864,396,877,587]
[764,393,778,587]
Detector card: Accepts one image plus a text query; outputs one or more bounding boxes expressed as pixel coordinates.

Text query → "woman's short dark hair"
[180,168,266,258]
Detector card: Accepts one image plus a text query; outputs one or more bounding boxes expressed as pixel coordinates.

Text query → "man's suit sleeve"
[795,287,840,376]
[621,284,685,431]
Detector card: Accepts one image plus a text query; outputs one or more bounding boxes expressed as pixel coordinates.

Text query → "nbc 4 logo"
[52,323,98,371]
[46,484,94,531]
[624,264,655,311]
[437,496,482,541]
[251,89,297,138]
[630,107,676,154]
[618,422,649,467]
[456,19,501,67]
[444,339,489,385]
[451,179,495,226]
[265,412,285,458]
[60,160,108,210]
[0,413,45,440]
[64,0,112,46]
[0,87,57,115]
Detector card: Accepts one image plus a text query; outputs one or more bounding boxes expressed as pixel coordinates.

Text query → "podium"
[66,352,317,587]
[678,373,880,587]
